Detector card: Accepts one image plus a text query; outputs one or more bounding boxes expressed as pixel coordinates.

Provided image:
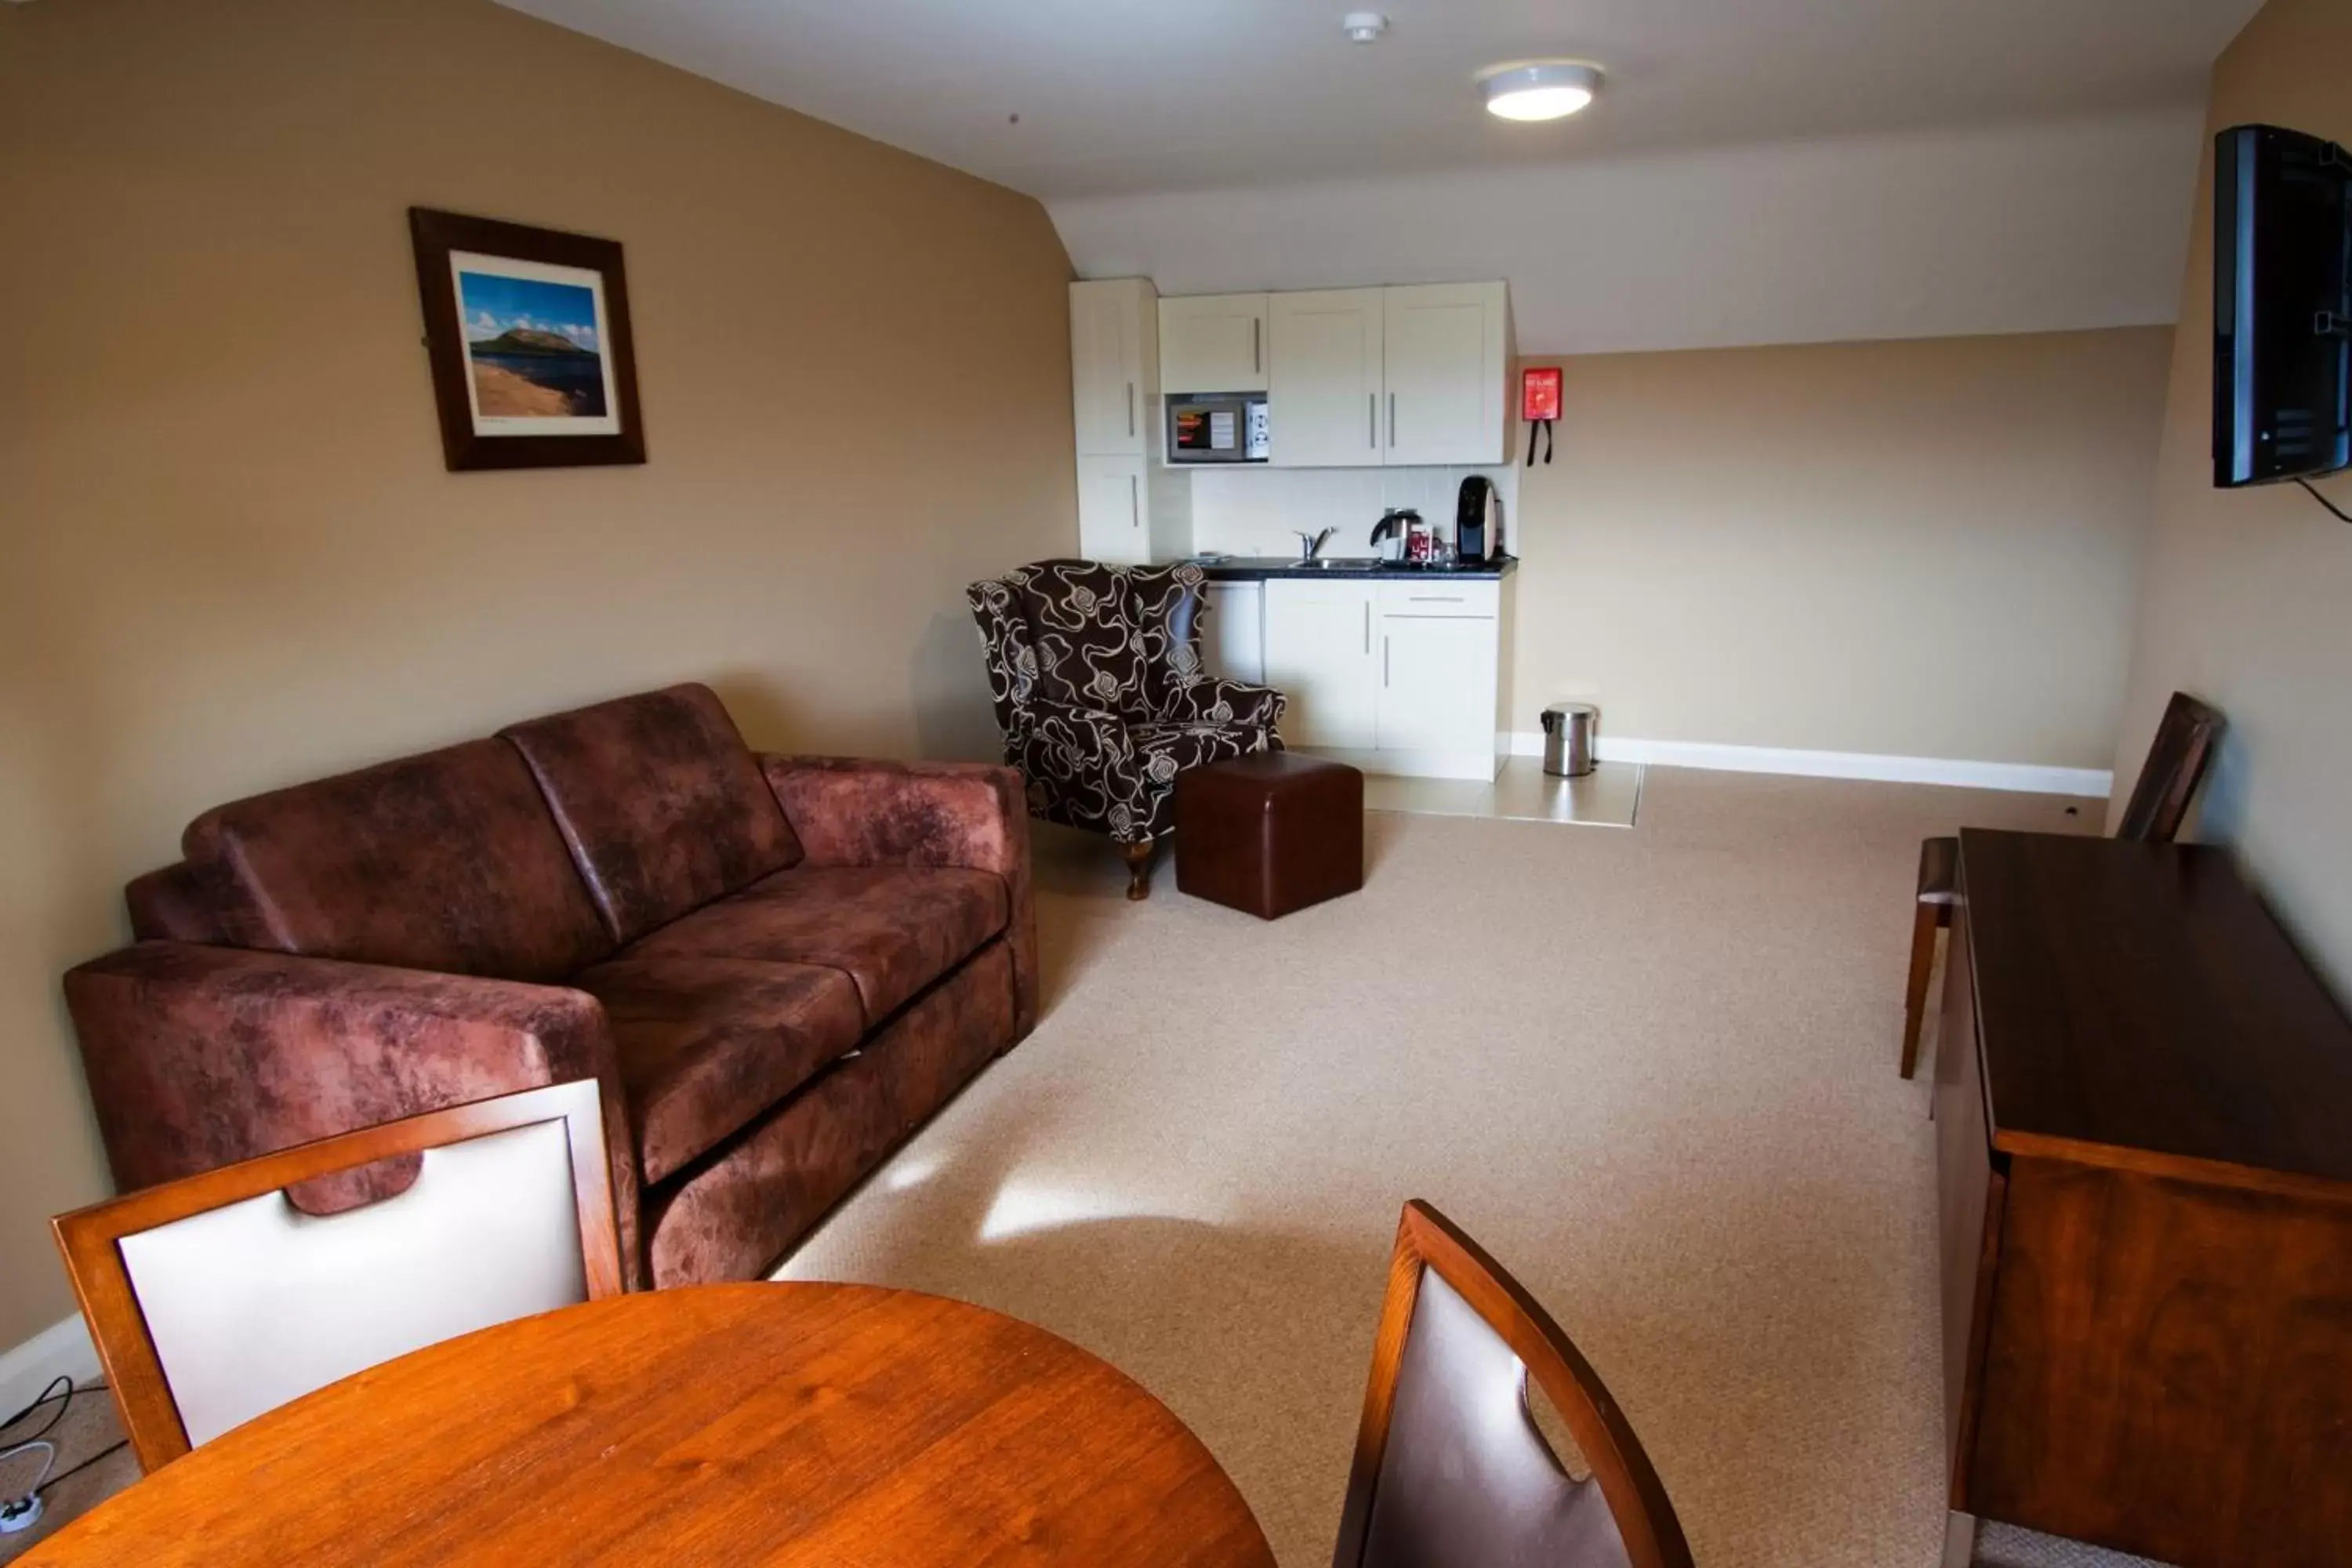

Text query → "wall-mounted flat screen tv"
[2214,124,2350,487]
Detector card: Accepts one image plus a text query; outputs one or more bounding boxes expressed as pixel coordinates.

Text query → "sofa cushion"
[182,739,612,982]
[1130,719,1264,784]
[642,942,1013,1287]
[622,866,1009,1027]
[502,684,802,946]
[1123,562,1210,718]
[569,956,864,1186]
[1013,559,1145,715]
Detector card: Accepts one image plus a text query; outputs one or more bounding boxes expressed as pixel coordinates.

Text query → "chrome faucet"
[1294,527,1335,561]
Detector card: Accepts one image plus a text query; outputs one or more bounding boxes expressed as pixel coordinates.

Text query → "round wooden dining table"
[25,1282,1277,1566]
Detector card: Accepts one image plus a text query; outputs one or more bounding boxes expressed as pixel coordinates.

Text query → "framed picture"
[408,208,646,470]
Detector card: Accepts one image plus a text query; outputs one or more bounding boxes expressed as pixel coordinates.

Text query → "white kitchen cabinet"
[1261,579,1377,749]
[1076,453,1150,564]
[1383,282,1510,466]
[1268,289,1385,468]
[1377,614,1499,753]
[1158,293,1269,394]
[1259,570,1512,779]
[1264,282,1508,468]
[1201,580,1264,684]
[1070,278,1155,457]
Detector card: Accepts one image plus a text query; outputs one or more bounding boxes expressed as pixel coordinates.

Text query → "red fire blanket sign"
[1522,365,1560,464]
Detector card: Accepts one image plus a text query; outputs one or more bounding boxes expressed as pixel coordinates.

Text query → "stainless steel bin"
[1541,702,1597,778]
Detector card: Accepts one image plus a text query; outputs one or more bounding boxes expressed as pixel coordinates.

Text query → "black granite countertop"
[1182,554,1519,582]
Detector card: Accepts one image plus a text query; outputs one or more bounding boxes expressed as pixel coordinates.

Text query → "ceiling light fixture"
[1479,60,1604,122]
[1341,12,1388,45]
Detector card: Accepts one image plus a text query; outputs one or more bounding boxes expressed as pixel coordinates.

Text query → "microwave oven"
[1167,393,1269,463]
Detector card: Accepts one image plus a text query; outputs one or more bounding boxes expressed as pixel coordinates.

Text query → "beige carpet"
[779,765,2151,1568]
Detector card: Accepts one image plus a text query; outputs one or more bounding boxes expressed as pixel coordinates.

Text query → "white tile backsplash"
[1184,464,1519,558]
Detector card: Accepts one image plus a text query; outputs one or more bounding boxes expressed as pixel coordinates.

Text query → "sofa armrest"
[759,754,1040,1037]
[64,942,644,1288]
[1159,677,1287,731]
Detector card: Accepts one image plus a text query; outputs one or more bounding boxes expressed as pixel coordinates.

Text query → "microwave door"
[1172,398,1245,462]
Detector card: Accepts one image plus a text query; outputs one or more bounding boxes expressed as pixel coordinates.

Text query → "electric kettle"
[1370,508,1419,562]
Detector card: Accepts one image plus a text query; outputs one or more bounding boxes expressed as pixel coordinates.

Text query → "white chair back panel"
[118,1119,590,1448]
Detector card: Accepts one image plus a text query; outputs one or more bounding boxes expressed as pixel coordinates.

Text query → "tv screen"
[2213,124,2350,488]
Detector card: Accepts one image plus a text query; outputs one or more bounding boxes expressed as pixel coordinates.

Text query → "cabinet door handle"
[1127,383,1136,437]
[1129,474,1140,527]
[1253,318,1262,374]
[1408,594,1465,603]
[1363,601,1370,653]
[1388,392,1397,448]
[1383,634,1391,688]
[1368,392,1377,449]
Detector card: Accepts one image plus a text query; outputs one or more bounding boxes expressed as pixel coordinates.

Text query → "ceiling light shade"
[1479,61,1603,122]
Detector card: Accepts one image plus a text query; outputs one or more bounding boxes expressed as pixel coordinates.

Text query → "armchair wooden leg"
[1900,898,1941,1079]
[1120,837,1156,902]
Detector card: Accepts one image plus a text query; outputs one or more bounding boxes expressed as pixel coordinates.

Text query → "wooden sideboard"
[1935,829,2352,1568]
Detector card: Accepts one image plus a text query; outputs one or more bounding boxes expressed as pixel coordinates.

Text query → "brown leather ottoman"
[1174,752,1363,919]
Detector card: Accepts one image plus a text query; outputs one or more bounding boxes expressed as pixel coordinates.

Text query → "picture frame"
[408,207,646,471]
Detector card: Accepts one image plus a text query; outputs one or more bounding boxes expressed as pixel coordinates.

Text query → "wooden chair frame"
[1332,1200,1693,1568]
[52,1079,623,1472]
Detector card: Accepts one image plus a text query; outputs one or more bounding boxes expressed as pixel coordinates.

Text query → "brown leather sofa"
[62,684,1036,1289]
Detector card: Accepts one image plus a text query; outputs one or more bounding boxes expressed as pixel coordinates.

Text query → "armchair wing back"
[968,559,1287,861]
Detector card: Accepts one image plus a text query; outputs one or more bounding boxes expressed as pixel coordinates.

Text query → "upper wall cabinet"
[1235,281,1510,467]
[1158,293,1270,394]
[1269,289,1387,468]
[1072,278,1156,457]
[1383,282,1509,466]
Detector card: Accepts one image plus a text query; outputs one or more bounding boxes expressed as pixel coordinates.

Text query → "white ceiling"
[498,0,2257,199]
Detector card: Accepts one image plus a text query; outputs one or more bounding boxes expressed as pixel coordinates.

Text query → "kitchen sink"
[1294,557,1381,570]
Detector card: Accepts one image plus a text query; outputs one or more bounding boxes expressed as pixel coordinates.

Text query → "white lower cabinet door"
[1201,582,1264,684]
[1376,615,1497,753]
[1262,580,1377,749]
[1076,453,1149,564]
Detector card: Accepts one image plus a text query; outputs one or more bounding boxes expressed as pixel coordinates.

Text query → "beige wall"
[1508,329,2174,765]
[2111,0,2352,996]
[0,0,1076,1347]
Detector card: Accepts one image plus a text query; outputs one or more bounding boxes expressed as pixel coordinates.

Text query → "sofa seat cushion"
[571,956,864,1185]
[502,684,803,946]
[1129,719,1265,786]
[642,942,1014,1287]
[621,866,1009,1027]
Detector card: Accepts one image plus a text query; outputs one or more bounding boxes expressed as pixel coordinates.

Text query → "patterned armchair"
[968,559,1287,898]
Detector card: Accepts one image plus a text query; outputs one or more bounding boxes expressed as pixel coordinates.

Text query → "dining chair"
[52,1079,623,1472]
[1333,1200,1693,1568]
[1898,688,2225,1077]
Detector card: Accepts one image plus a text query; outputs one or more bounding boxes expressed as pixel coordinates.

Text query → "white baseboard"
[0,1313,100,1419]
[1504,732,2113,798]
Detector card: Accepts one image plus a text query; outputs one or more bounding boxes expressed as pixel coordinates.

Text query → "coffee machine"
[1455,476,1503,564]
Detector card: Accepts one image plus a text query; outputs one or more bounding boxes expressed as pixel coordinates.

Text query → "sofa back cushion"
[501,684,802,946]
[1012,560,1145,715]
[1123,562,1210,717]
[182,740,612,982]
